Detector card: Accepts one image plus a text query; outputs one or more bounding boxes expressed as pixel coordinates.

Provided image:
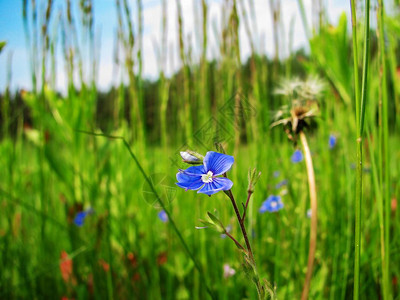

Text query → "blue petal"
[74,211,87,227]
[158,210,168,222]
[178,165,205,176]
[275,179,288,189]
[197,177,233,195]
[176,179,204,190]
[197,182,219,195]
[176,165,205,190]
[176,171,201,183]
[329,134,337,149]
[259,205,268,213]
[213,177,233,190]
[259,195,284,213]
[291,150,303,163]
[203,151,234,175]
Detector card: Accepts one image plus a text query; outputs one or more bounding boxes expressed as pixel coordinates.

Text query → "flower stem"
[241,191,253,222]
[299,130,318,300]
[226,189,254,261]
[225,231,246,251]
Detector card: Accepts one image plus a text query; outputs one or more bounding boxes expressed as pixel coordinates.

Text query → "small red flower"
[157,252,168,266]
[60,251,73,283]
[99,259,110,272]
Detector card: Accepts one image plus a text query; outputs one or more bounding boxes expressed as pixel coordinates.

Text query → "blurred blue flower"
[291,150,303,163]
[273,170,280,178]
[158,210,168,223]
[329,134,337,149]
[259,195,284,213]
[307,209,312,218]
[220,225,232,239]
[275,179,288,189]
[74,208,93,227]
[176,151,234,195]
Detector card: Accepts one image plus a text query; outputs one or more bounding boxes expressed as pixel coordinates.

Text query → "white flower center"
[270,201,277,208]
[201,171,214,183]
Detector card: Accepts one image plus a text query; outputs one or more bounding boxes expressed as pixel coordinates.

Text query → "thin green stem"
[377,0,391,298]
[354,0,370,298]
[366,125,386,300]
[349,0,361,296]
[350,0,360,128]
[359,0,370,136]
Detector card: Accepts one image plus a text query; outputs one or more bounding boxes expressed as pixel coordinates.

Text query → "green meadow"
[0,0,399,299]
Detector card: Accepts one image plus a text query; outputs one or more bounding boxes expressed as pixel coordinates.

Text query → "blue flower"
[329,134,337,149]
[275,179,288,189]
[73,208,93,227]
[273,170,280,178]
[176,151,234,195]
[158,210,168,223]
[259,195,284,213]
[291,150,303,163]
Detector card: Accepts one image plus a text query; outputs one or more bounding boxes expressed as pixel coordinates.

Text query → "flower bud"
[248,168,261,193]
[180,150,204,164]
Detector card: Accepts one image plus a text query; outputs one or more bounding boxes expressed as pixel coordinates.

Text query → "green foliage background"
[0,0,399,299]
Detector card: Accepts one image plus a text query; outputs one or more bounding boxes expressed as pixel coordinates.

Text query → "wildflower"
[99,259,110,272]
[291,150,303,163]
[176,151,234,195]
[259,195,284,213]
[307,209,312,218]
[273,170,280,178]
[275,179,288,189]
[127,252,138,268]
[60,251,73,284]
[392,198,397,212]
[274,77,303,96]
[298,76,325,99]
[157,251,168,265]
[329,134,337,149]
[220,225,232,239]
[223,263,236,278]
[158,210,168,223]
[73,208,94,227]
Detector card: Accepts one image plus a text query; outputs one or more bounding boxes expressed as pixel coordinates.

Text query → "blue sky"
[0,0,349,94]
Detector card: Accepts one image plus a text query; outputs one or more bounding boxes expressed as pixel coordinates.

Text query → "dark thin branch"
[225,231,246,251]
[241,191,253,223]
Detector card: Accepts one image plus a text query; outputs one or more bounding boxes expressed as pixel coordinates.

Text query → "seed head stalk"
[299,130,317,300]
